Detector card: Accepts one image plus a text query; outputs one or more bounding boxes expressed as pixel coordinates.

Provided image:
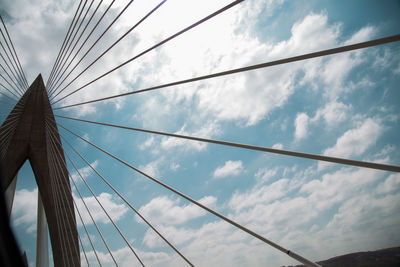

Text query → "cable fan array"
[0,0,399,266]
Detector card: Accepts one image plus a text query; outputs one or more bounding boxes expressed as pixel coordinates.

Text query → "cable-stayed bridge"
[0,1,399,266]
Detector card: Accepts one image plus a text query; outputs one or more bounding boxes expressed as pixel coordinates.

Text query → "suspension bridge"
[0,0,399,266]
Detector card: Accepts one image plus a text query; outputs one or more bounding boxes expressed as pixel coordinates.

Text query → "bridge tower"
[0,74,80,266]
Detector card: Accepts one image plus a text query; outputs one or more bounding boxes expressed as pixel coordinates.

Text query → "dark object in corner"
[0,165,27,267]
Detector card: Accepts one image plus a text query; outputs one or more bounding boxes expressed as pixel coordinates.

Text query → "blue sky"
[1,0,400,266]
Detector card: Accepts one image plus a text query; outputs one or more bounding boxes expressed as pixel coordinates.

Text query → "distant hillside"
[287,247,400,267]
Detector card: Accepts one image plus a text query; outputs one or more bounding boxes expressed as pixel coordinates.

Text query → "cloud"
[81,237,183,267]
[294,100,352,142]
[1,0,143,115]
[229,178,290,212]
[170,162,180,171]
[138,158,163,178]
[161,122,221,152]
[217,167,398,266]
[70,160,99,184]
[320,118,383,168]
[11,188,38,234]
[11,187,128,234]
[370,45,400,76]
[376,173,400,194]
[272,143,283,149]
[113,246,173,267]
[139,136,155,151]
[254,167,278,184]
[143,218,288,266]
[130,165,400,266]
[196,67,296,126]
[294,112,310,141]
[49,6,374,136]
[299,25,375,99]
[270,12,340,57]
[319,192,400,255]
[312,100,351,126]
[74,192,128,226]
[300,167,385,211]
[135,11,352,128]
[81,247,173,267]
[0,0,76,81]
[142,225,194,249]
[136,195,217,227]
[344,26,376,45]
[138,157,181,178]
[321,27,375,98]
[213,160,244,179]
[321,54,363,98]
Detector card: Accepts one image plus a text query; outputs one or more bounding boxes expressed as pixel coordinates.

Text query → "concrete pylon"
[0,74,80,266]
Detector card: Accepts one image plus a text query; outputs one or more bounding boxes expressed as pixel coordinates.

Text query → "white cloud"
[373,145,396,161]
[222,166,398,265]
[136,195,216,227]
[139,136,155,151]
[70,160,99,184]
[135,166,400,266]
[300,167,385,211]
[170,162,180,171]
[229,178,290,212]
[142,225,193,249]
[344,26,376,45]
[75,192,128,226]
[135,11,355,128]
[139,159,162,178]
[150,220,284,266]
[299,25,375,99]
[138,157,182,178]
[233,196,318,236]
[72,8,378,137]
[321,118,383,161]
[11,188,38,234]
[1,0,143,115]
[113,246,173,267]
[80,233,97,249]
[321,27,375,98]
[196,67,296,126]
[272,143,283,149]
[213,160,244,179]
[3,1,375,124]
[82,247,172,267]
[12,187,128,233]
[312,100,351,126]
[319,192,400,255]
[376,173,400,194]
[270,12,340,57]
[369,45,400,77]
[161,122,221,152]
[321,53,363,98]
[294,112,310,141]
[254,167,278,184]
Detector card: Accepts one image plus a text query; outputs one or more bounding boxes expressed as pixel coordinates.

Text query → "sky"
[0,0,400,266]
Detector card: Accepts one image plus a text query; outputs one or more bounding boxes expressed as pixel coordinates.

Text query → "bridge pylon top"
[0,74,80,267]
